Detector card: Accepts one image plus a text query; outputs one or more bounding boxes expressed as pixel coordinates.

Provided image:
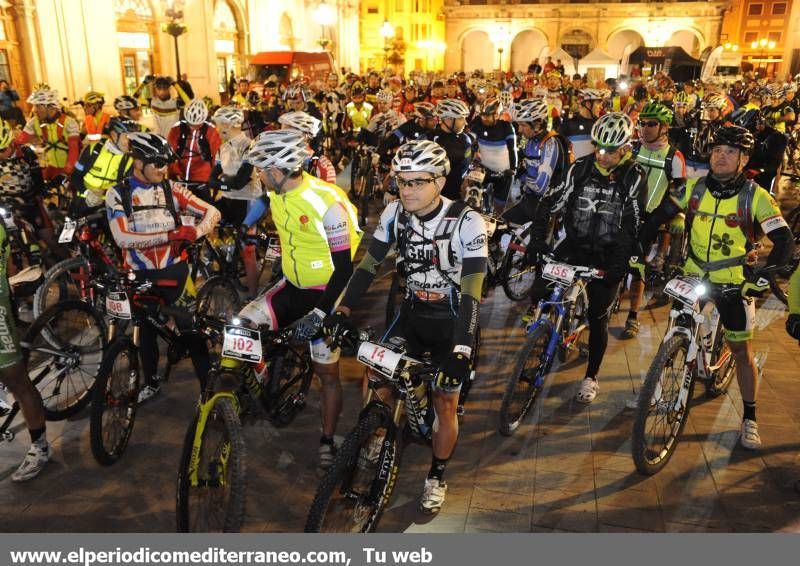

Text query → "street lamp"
[161,0,187,78]
[489,25,511,71]
[380,19,395,69]
[750,38,776,78]
[314,1,336,51]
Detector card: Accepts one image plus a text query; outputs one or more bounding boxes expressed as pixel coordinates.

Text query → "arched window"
[115,0,158,95]
[214,1,242,95]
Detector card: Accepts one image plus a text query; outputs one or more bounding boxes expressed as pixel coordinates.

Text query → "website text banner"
[1,534,796,566]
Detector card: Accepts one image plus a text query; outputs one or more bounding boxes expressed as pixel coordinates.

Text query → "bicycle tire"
[705,325,737,398]
[196,275,242,321]
[631,334,693,475]
[176,396,246,532]
[500,238,535,301]
[305,407,397,533]
[22,300,107,420]
[267,349,313,427]
[33,256,91,319]
[90,337,140,466]
[768,272,789,306]
[498,321,553,436]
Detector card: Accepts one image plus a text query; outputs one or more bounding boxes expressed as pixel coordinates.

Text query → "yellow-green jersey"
[789,264,800,315]
[0,223,23,370]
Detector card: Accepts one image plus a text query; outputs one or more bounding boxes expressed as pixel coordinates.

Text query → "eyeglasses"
[639,121,661,128]
[395,175,438,191]
[144,158,171,168]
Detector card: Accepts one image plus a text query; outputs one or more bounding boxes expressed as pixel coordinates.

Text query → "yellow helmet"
[0,119,14,150]
[83,91,105,105]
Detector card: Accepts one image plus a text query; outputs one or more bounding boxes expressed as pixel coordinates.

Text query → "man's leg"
[729,339,761,449]
[421,389,459,514]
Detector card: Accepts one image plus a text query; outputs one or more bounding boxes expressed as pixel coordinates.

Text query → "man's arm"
[171,182,221,238]
[315,202,356,314]
[452,211,488,350]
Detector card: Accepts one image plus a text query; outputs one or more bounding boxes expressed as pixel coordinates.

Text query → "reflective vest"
[268,172,363,289]
[83,112,110,138]
[32,114,73,168]
[633,143,677,213]
[345,101,372,132]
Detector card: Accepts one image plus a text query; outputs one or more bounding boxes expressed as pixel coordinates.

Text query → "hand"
[322,310,356,348]
[741,273,770,298]
[435,347,472,391]
[786,314,800,340]
[168,226,197,242]
[143,75,154,84]
[295,308,326,342]
[525,239,550,266]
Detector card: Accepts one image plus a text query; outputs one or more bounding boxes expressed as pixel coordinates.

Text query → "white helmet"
[376,89,394,104]
[498,90,514,108]
[278,111,321,137]
[701,93,728,110]
[212,106,244,126]
[514,99,549,124]
[435,98,469,119]
[591,112,633,149]
[27,89,59,107]
[578,88,607,101]
[184,98,209,126]
[531,87,548,100]
[391,139,450,176]
[247,130,312,171]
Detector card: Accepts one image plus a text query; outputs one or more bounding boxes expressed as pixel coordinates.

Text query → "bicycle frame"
[187,390,240,488]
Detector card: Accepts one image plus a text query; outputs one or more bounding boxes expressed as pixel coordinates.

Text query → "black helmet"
[153,76,173,90]
[710,125,755,155]
[480,99,501,116]
[127,132,176,165]
[732,108,765,132]
[633,85,648,102]
[103,117,140,136]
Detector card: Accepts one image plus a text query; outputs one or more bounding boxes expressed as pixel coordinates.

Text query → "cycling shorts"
[238,277,339,365]
[703,285,755,343]
[0,274,23,370]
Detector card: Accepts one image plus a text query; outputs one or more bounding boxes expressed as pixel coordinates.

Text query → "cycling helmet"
[284,82,308,101]
[591,112,634,150]
[247,130,312,171]
[633,85,648,102]
[578,88,606,101]
[733,108,765,131]
[710,125,755,155]
[212,105,245,127]
[639,102,673,125]
[83,91,105,105]
[376,89,394,104]
[701,93,728,110]
[480,98,501,116]
[0,119,14,150]
[766,83,786,99]
[412,101,436,120]
[184,98,209,126]
[350,82,365,96]
[674,91,691,106]
[514,99,549,124]
[104,116,140,136]
[531,86,548,100]
[113,95,139,111]
[127,132,176,164]
[27,88,59,107]
[435,98,469,119]
[153,76,173,90]
[498,90,514,109]
[278,110,321,137]
[473,80,488,94]
[391,139,450,176]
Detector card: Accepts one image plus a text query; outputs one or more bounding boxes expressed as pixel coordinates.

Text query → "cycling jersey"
[469,117,517,173]
[72,140,133,207]
[18,113,81,176]
[746,126,787,194]
[519,132,565,196]
[633,141,686,213]
[789,264,800,315]
[344,101,373,133]
[167,121,222,183]
[676,176,786,284]
[106,176,221,270]
[559,115,595,159]
[430,128,476,201]
[307,155,337,184]
[145,84,191,137]
[0,144,46,207]
[0,222,23,369]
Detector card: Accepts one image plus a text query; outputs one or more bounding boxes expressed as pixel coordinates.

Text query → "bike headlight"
[695,284,707,296]
[0,208,7,217]
[232,317,242,326]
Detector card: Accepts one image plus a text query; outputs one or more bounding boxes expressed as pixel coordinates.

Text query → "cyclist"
[323,139,487,514]
[167,99,221,201]
[233,130,362,473]
[469,98,518,210]
[559,88,606,160]
[18,88,81,180]
[113,95,148,130]
[643,125,795,449]
[133,75,191,138]
[529,112,647,404]
[343,82,373,144]
[208,106,261,299]
[431,98,475,201]
[622,102,686,338]
[71,117,138,214]
[277,110,335,184]
[735,108,787,195]
[80,91,111,142]
[502,98,570,225]
[379,101,436,164]
[0,221,51,481]
[359,90,406,150]
[284,82,322,121]
[686,93,731,178]
[106,132,221,403]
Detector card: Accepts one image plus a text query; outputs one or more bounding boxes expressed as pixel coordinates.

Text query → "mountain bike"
[498,257,603,436]
[630,275,745,475]
[481,214,536,301]
[464,163,492,214]
[89,271,228,466]
[175,324,313,532]
[349,144,381,227]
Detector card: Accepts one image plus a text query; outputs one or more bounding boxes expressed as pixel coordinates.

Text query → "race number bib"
[222,326,262,363]
[58,220,77,243]
[265,237,281,260]
[466,168,485,183]
[541,262,576,286]
[664,277,704,306]
[105,292,132,319]
[357,342,403,378]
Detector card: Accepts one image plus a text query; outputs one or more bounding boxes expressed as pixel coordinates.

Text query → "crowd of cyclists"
[1,62,799,522]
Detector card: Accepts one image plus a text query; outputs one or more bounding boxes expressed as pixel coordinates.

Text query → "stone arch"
[510,29,549,72]
[460,29,493,73]
[214,0,247,84]
[559,27,595,60]
[667,28,705,57]
[606,28,644,60]
[279,12,295,50]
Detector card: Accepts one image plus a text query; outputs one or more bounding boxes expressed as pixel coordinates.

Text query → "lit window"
[114,0,153,18]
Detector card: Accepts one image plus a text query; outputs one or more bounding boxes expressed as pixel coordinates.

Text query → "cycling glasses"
[639,120,661,128]
[395,175,439,191]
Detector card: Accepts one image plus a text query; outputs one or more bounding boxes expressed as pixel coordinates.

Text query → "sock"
[427,456,449,481]
[584,375,597,382]
[319,435,334,446]
[743,401,756,422]
[627,311,638,321]
[29,427,46,445]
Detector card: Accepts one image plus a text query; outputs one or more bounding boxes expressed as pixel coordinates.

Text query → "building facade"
[0,0,360,110]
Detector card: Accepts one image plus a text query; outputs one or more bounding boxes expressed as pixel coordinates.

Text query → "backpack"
[175,121,212,162]
[118,177,180,228]
[395,199,473,292]
[539,132,574,189]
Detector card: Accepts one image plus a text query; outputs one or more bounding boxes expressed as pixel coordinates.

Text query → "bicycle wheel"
[90,337,140,466]
[22,300,107,420]
[500,239,535,301]
[631,334,693,475]
[498,321,553,436]
[305,407,397,533]
[176,395,246,532]
[196,276,241,321]
[384,272,403,331]
[33,256,92,319]
[267,350,313,428]
[705,326,737,398]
